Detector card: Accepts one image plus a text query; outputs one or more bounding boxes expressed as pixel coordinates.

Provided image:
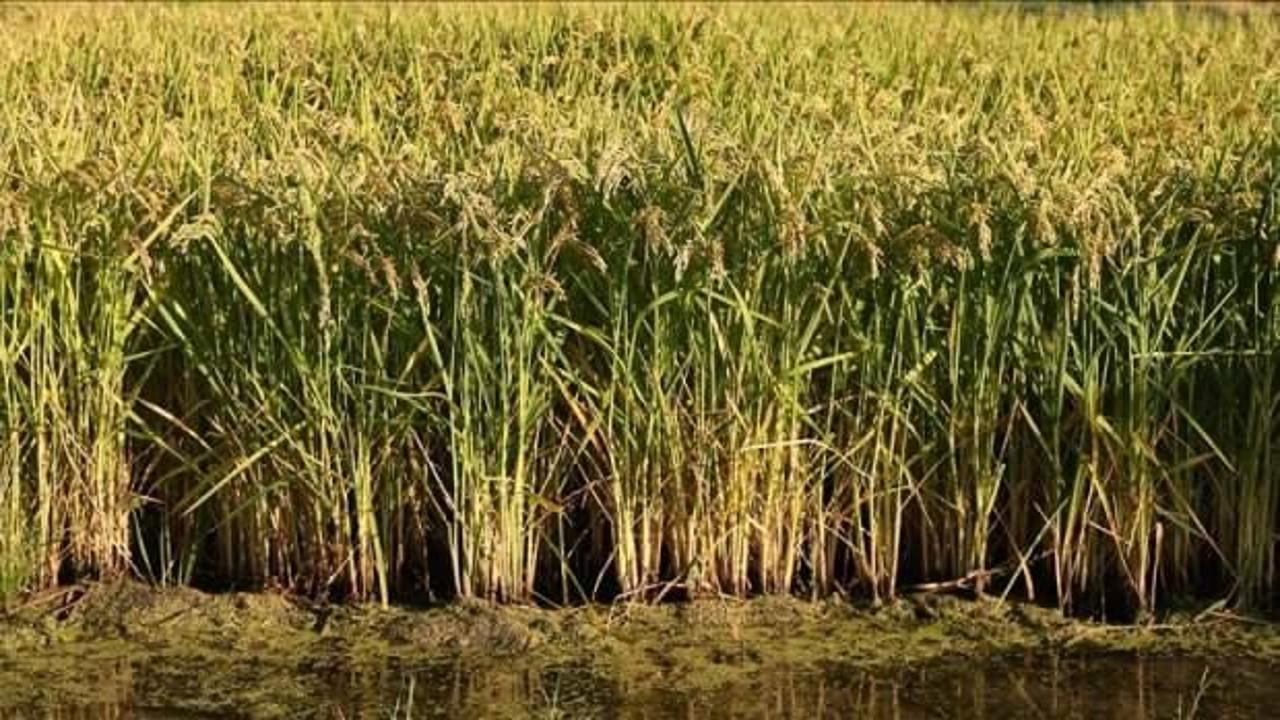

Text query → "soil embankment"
[3,583,1279,716]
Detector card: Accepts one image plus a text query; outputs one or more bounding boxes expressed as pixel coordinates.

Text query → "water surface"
[4,652,1276,719]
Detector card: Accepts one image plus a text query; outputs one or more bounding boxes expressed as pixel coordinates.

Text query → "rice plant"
[0,3,1276,615]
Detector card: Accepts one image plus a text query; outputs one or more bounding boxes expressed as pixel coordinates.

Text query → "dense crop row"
[1,4,1278,615]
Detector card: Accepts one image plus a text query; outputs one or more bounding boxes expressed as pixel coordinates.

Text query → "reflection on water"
[4,653,1277,719]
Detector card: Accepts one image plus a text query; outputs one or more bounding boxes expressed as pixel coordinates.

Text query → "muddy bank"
[2,583,1279,717]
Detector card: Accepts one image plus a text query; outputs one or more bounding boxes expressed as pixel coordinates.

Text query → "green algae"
[2,583,1278,717]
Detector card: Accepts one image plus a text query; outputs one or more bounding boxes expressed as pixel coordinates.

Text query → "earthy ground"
[2,583,1279,717]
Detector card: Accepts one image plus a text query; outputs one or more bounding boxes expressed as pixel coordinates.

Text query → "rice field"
[1,3,1277,616]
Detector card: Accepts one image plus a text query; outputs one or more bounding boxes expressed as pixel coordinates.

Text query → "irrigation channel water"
[3,653,1278,719]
